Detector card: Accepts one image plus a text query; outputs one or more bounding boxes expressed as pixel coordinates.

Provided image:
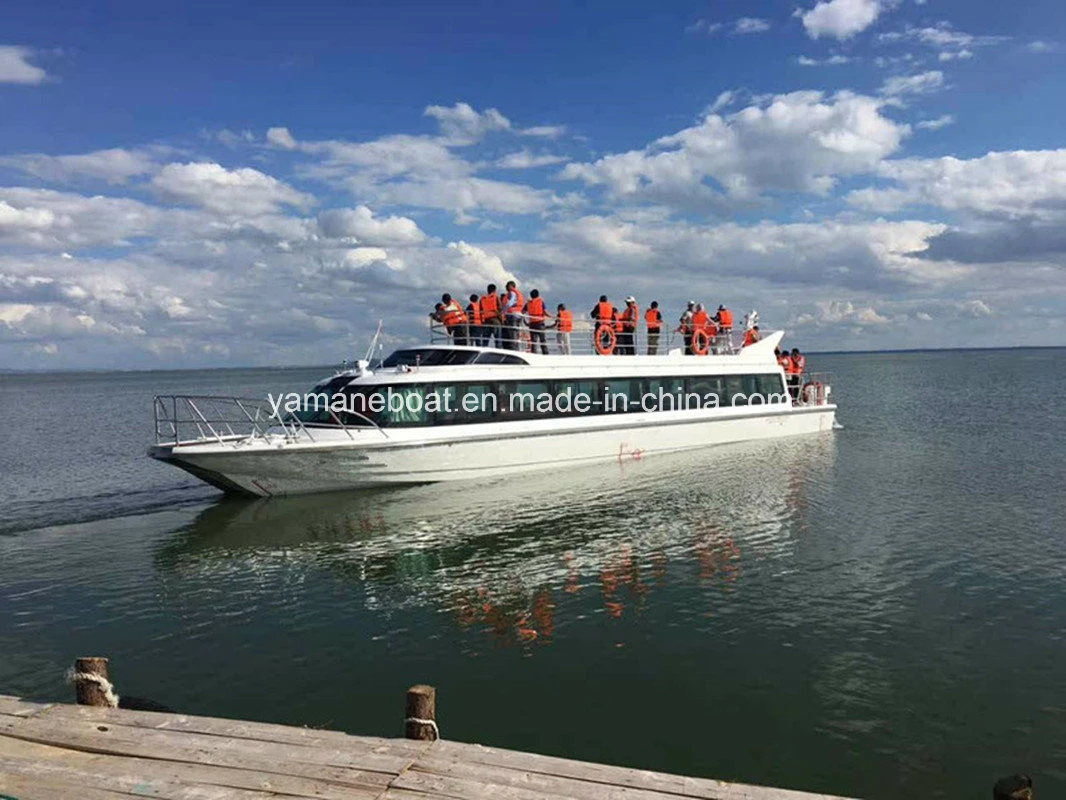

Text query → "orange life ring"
[691,329,710,356]
[594,324,616,355]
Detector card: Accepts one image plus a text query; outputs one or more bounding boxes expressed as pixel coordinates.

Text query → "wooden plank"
[0,771,134,800]
[0,736,382,800]
[429,741,855,800]
[393,768,584,800]
[0,716,410,791]
[0,695,53,718]
[31,702,427,755]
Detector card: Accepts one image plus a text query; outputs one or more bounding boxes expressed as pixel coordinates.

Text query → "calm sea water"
[1,350,1064,799]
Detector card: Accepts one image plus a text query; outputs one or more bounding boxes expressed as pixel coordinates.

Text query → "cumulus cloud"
[848,150,1066,220]
[793,300,893,327]
[799,0,884,41]
[0,45,48,85]
[424,102,511,145]
[2,148,158,184]
[561,90,908,207]
[266,127,298,149]
[153,162,314,215]
[317,205,427,245]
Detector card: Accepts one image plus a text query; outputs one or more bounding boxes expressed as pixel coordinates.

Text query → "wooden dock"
[0,694,856,800]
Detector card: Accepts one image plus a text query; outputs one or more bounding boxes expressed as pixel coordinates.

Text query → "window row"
[292,374,788,427]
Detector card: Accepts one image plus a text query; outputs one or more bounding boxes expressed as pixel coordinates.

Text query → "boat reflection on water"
[157,434,836,648]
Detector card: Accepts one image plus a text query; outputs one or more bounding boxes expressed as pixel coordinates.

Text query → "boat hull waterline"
[150,404,837,496]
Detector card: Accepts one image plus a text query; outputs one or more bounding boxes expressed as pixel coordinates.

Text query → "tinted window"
[382,348,478,367]
[685,376,721,410]
[457,383,497,422]
[475,352,529,365]
[502,381,552,420]
[722,376,746,406]
[603,379,641,414]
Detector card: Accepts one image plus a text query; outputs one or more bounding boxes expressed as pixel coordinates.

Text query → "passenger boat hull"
[150,403,837,497]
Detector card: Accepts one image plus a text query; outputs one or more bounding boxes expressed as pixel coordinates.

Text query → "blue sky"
[1,0,1064,367]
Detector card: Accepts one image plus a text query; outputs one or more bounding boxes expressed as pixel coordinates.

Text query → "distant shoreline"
[2,344,1063,375]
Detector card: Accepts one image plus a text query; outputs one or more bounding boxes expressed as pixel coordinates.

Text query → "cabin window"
[757,374,787,402]
[475,352,529,365]
[428,384,461,424]
[643,377,685,412]
[603,379,641,414]
[381,385,428,426]
[501,381,552,420]
[722,376,746,406]
[685,376,721,410]
[458,383,497,422]
[553,379,600,416]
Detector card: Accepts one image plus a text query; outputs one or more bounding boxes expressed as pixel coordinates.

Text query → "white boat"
[149,327,837,496]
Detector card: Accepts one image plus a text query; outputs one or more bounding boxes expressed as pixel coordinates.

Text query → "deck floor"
[0,695,854,800]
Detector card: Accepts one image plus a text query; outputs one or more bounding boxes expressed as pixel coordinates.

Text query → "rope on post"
[67,658,120,708]
[404,716,440,739]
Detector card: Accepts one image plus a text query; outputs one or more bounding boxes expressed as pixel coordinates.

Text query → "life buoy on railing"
[691,329,710,356]
[594,324,617,355]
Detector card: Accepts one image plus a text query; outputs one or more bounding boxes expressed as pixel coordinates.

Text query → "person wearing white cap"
[678,301,695,355]
[619,295,639,355]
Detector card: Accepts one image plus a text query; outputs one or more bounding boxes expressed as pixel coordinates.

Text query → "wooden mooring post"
[405,684,437,740]
[72,656,116,708]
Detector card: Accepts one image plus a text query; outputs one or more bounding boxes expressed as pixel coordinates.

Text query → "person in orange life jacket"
[437,293,467,345]
[590,295,614,353]
[618,296,638,355]
[524,289,549,355]
[787,347,806,401]
[691,303,710,352]
[466,293,485,347]
[714,305,733,352]
[479,283,502,348]
[743,325,760,347]
[645,300,662,355]
[677,301,695,354]
[502,280,524,351]
[551,303,573,355]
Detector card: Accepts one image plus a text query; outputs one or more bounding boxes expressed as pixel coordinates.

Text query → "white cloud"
[879,70,944,97]
[793,300,893,327]
[0,188,164,249]
[495,150,567,169]
[153,162,314,215]
[734,18,772,35]
[686,19,724,35]
[424,102,511,145]
[0,45,48,85]
[520,125,567,139]
[266,127,298,149]
[2,148,157,184]
[317,205,427,245]
[373,176,562,221]
[562,90,908,207]
[1026,41,1060,53]
[799,0,884,41]
[878,23,1008,59]
[848,150,1066,221]
[796,54,853,66]
[916,114,954,131]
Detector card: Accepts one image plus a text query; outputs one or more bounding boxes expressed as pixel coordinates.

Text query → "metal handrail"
[427,319,754,356]
[153,394,390,447]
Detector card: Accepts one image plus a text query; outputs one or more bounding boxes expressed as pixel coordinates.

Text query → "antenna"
[364,320,383,363]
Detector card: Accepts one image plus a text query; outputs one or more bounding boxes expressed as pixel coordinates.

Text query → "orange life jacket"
[717,308,733,328]
[558,309,573,332]
[479,293,499,321]
[692,309,708,332]
[466,302,482,325]
[778,355,791,370]
[742,329,759,347]
[644,308,661,330]
[612,310,623,333]
[595,300,613,323]
[441,301,466,327]
[504,289,524,318]
[790,354,806,375]
[620,304,638,331]
[526,296,546,324]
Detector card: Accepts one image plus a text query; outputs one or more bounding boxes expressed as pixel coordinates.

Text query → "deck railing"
[152,394,389,447]
[428,319,759,356]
